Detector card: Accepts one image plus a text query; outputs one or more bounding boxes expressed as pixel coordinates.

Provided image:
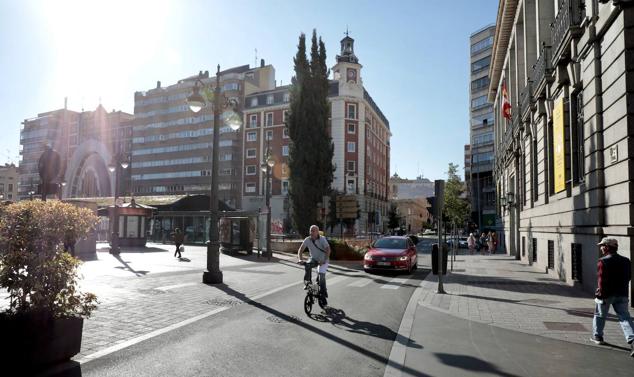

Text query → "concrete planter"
[0,312,83,372]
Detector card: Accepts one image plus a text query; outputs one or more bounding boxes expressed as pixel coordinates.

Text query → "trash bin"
[431,243,448,275]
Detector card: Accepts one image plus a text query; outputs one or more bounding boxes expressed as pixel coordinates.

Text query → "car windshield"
[373,238,407,249]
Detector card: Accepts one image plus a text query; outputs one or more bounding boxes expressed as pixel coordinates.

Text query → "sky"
[0,0,497,181]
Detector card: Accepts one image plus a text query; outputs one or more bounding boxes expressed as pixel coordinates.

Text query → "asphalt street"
[79,258,429,377]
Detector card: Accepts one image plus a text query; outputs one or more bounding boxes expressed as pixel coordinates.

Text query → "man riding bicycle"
[297,225,331,301]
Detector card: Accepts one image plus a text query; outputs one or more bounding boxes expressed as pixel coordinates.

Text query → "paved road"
[79,258,429,376]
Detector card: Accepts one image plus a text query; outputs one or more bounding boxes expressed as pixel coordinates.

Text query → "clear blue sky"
[0,0,497,181]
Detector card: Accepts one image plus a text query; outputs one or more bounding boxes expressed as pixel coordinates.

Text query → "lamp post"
[187,65,242,284]
[261,145,275,261]
[108,154,129,255]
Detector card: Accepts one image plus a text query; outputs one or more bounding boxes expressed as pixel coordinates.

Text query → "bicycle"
[298,261,327,315]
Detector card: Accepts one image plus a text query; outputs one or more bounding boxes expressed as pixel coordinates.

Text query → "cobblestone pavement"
[417,251,633,350]
[57,243,334,361]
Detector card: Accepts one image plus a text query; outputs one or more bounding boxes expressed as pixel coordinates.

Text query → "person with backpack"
[297,225,331,302]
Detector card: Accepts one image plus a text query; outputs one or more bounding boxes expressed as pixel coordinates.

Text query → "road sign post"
[435,180,446,294]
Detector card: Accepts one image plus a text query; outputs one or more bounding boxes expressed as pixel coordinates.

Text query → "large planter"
[0,313,83,371]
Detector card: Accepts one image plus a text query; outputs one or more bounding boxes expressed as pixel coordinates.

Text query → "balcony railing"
[531,45,553,96]
[551,0,585,63]
[520,81,533,119]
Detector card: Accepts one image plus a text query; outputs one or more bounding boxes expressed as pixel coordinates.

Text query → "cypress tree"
[287,30,334,237]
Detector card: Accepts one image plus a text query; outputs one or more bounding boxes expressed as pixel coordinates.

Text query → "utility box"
[432,243,448,275]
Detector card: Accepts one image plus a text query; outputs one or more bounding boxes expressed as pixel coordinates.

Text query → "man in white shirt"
[297,225,331,299]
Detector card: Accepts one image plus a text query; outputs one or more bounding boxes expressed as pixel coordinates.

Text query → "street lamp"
[187,65,242,284]
[261,146,275,261]
[108,153,129,255]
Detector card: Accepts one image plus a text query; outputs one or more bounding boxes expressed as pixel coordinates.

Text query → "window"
[249,114,258,128]
[571,243,583,282]
[471,95,488,109]
[472,132,494,146]
[471,77,490,92]
[220,168,234,176]
[247,131,257,142]
[250,97,258,107]
[220,153,232,161]
[346,103,357,119]
[281,180,289,195]
[572,91,585,184]
[282,145,289,156]
[347,142,356,152]
[266,130,273,140]
[246,165,257,175]
[347,178,356,193]
[347,160,356,171]
[471,36,493,54]
[347,123,356,134]
[222,82,239,91]
[471,56,491,73]
[471,112,494,127]
[246,148,257,158]
[265,112,273,127]
[281,163,288,176]
[283,127,289,138]
[283,110,289,123]
[266,95,274,105]
[245,183,256,193]
[7,184,13,191]
[283,93,290,102]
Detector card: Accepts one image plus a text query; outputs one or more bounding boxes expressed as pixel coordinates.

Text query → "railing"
[551,0,585,61]
[520,81,533,119]
[531,45,553,96]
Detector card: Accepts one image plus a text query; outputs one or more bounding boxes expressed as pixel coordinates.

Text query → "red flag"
[502,80,512,120]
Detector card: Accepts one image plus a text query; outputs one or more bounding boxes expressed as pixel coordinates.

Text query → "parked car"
[445,237,469,249]
[364,236,418,274]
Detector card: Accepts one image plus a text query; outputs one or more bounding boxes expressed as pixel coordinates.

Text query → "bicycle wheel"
[304,294,313,315]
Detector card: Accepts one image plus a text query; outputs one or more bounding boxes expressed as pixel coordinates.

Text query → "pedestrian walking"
[479,232,487,256]
[491,231,498,254]
[487,231,494,255]
[467,233,476,255]
[590,237,634,357]
[173,228,184,258]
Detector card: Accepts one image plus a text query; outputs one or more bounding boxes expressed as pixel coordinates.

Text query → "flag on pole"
[502,80,512,120]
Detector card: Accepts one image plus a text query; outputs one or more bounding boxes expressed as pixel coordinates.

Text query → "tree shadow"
[211,283,428,377]
[452,273,588,298]
[112,254,150,277]
[434,353,521,377]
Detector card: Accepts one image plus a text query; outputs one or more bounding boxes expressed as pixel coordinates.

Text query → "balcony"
[551,0,585,65]
[520,81,533,120]
[531,45,553,97]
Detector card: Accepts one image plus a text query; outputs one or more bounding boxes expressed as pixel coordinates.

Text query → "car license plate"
[376,262,391,266]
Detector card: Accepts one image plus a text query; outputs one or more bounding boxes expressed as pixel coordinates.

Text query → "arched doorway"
[64,140,114,198]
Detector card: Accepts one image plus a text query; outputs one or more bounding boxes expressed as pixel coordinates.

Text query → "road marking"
[77,279,301,365]
[155,282,197,291]
[348,277,374,287]
[381,276,410,290]
[383,275,427,377]
[327,275,349,286]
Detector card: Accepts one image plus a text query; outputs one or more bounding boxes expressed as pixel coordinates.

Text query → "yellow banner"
[553,98,566,193]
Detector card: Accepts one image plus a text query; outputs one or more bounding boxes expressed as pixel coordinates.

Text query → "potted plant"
[0,200,98,372]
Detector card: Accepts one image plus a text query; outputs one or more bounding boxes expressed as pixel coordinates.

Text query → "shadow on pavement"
[211,283,428,377]
[34,360,82,377]
[178,257,191,262]
[450,274,588,298]
[113,255,150,277]
[434,353,520,377]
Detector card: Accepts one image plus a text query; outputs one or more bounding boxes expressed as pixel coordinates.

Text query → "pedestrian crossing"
[327,273,417,290]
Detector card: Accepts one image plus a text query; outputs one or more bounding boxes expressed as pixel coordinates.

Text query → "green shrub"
[0,200,99,318]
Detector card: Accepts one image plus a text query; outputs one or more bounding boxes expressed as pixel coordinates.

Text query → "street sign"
[336,195,359,219]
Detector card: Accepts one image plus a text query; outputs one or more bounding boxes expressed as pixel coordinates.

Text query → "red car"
[364,236,418,273]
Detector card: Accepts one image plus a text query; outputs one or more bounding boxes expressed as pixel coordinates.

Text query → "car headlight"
[398,256,408,261]
[364,253,373,260]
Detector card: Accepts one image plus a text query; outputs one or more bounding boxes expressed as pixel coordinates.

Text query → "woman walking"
[173,228,184,258]
[487,231,495,255]
[467,233,476,255]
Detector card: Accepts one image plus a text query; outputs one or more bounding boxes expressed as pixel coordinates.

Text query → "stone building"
[241,35,391,235]
[489,0,634,298]
[0,164,18,201]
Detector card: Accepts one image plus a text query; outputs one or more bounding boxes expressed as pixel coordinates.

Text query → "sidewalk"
[387,252,634,376]
[415,253,632,348]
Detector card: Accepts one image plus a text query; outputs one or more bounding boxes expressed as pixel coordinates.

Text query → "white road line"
[326,275,349,286]
[348,277,374,288]
[155,282,197,291]
[77,279,301,365]
[383,275,428,377]
[381,276,410,290]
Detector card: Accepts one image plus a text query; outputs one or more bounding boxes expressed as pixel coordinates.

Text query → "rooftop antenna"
[254,48,258,68]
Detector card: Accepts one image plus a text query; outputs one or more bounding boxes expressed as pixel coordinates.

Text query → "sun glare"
[36,0,173,110]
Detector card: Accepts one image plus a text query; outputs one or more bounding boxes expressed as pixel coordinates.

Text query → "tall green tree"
[443,163,471,228]
[287,30,334,237]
